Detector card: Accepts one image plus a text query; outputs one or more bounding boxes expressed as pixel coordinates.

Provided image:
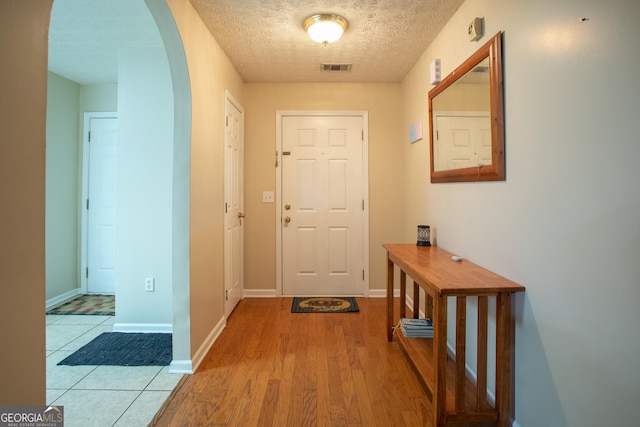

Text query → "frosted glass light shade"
[304,14,348,45]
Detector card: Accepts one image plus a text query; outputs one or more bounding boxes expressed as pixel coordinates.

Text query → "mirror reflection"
[428,32,505,183]
[432,58,490,172]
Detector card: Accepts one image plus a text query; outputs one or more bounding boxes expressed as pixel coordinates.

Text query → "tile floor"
[46,314,183,427]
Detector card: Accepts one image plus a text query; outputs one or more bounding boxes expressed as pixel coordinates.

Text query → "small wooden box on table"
[384,244,525,427]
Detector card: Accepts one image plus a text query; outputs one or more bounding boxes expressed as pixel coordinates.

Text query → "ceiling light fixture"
[304,14,348,46]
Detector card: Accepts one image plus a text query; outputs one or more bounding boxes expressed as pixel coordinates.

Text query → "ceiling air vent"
[321,63,352,72]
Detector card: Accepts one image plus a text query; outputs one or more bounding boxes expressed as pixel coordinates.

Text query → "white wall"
[115,47,174,327]
[146,0,193,368]
[401,0,640,426]
[46,72,80,300]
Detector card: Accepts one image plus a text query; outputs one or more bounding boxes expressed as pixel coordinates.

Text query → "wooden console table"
[384,244,525,427]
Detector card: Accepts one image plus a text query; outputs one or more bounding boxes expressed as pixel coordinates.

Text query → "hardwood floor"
[152,297,434,426]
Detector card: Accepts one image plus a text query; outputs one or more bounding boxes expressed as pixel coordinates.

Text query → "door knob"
[237,212,245,218]
[283,216,291,224]
[284,204,291,210]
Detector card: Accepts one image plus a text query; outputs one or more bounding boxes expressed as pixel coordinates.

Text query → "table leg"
[433,293,447,426]
[387,256,394,342]
[400,271,407,319]
[495,292,513,427]
[413,282,420,319]
[426,293,433,320]
[455,296,467,411]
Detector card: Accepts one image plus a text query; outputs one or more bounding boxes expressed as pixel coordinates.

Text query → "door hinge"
[361,130,364,141]
[436,130,439,140]
[86,199,89,210]
[362,270,365,280]
[88,131,91,142]
[225,289,229,300]
[225,202,228,213]
[226,115,228,127]
[86,267,89,279]
[362,199,364,211]
[275,150,278,167]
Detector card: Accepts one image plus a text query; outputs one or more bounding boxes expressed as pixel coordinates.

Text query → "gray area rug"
[57,332,172,366]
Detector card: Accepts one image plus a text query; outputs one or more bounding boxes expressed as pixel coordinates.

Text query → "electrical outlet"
[144,277,155,292]
[262,191,275,203]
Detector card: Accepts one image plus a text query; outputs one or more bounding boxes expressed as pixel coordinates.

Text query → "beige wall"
[433,82,489,112]
[243,83,404,294]
[166,0,244,359]
[45,80,118,305]
[402,0,640,425]
[0,0,52,405]
[8,3,639,423]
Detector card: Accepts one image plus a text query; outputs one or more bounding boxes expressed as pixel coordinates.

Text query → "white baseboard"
[243,289,278,298]
[112,323,173,333]
[446,341,497,407]
[244,289,403,298]
[512,420,520,427]
[190,315,226,373]
[46,288,81,310]
[369,289,402,298]
[169,359,193,375]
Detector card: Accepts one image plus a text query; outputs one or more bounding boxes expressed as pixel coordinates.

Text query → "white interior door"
[87,116,118,294]
[434,114,491,171]
[224,93,244,317]
[281,114,365,296]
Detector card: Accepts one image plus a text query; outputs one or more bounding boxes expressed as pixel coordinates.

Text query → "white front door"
[280,113,366,296]
[434,114,491,171]
[87,116,118,294]
[224,92,244,317]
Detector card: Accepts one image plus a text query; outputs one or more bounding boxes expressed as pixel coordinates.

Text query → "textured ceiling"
[48,0,464,85]
[190,0,465,83]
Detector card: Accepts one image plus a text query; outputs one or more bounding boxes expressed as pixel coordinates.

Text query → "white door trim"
[80,112,117,294]
[275,110,370,297]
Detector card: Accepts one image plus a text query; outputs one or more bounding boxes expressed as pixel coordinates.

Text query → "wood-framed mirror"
[428,32,504,183]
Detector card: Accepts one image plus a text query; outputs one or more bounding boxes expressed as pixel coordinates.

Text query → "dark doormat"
[57,332,172,366]
[291,297,359,313]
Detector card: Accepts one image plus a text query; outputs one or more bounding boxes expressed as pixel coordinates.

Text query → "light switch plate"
[262,191,274,203]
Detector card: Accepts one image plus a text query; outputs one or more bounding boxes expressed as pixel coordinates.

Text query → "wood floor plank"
[152,297,435,427]
[256,378,279,426]
[315,316,332,427]
[351,369,377,426]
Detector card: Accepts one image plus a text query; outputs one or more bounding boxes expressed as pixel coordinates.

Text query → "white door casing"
[277,111,369,296]
[224,91,244,317]
[433,112,491,171]
[83,114,118,294]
